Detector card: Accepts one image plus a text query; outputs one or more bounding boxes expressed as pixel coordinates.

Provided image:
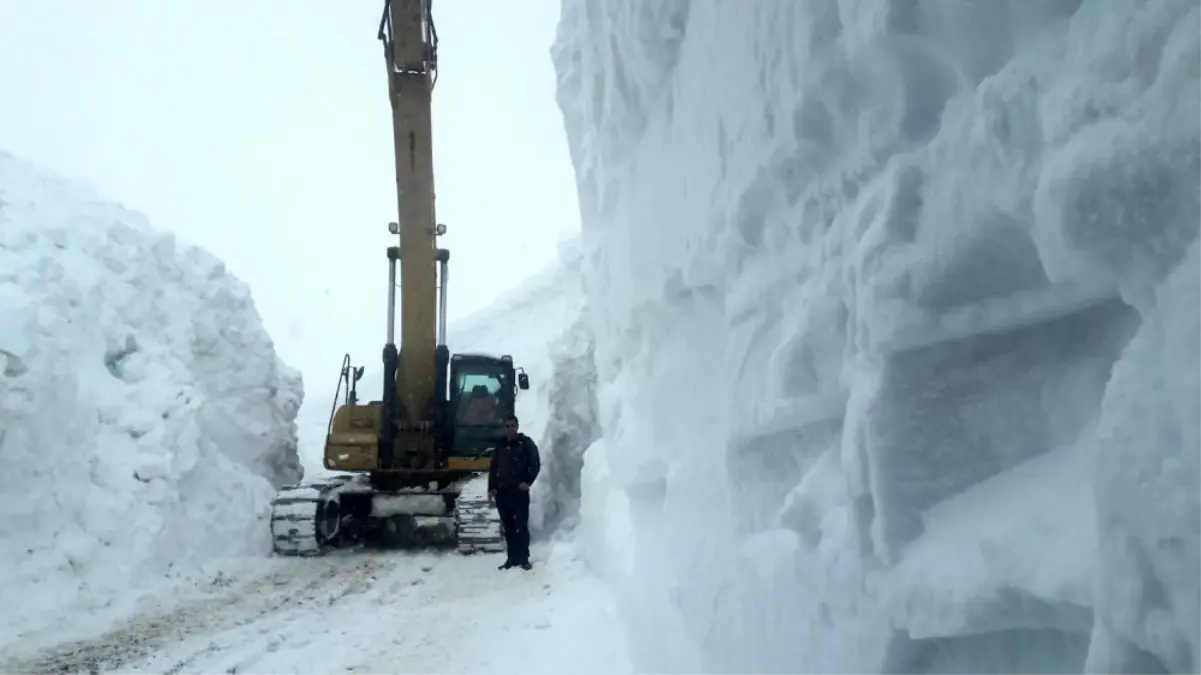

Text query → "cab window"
[458,373,502,395]
[456,372,504,425]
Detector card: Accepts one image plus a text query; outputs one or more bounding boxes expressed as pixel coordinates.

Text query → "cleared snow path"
[0,543,629,675]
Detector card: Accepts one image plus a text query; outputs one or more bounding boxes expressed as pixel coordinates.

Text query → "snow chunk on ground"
[0,152,304,644]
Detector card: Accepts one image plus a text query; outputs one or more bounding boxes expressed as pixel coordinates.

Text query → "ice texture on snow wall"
[553,0,1200,672]
[0,153,304,641]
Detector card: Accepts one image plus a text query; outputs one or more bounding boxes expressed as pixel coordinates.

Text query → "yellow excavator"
[269,0,530,556]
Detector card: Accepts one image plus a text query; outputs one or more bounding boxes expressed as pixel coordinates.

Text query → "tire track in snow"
[1,554,395,675]
[170,553,551,675]
[4,544,627,675]
[343,554,561,674]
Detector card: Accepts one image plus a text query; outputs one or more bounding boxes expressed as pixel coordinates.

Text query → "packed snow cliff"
[0,152,303,642]
[553,0,1200,672]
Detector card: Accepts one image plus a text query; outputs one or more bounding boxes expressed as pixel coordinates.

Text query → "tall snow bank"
[0,152,303,643]
[553,0,1199,672]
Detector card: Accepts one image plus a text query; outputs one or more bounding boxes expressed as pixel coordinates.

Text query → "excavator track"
[270,478,349,556]
[454,474,505,555]
[269,474,505,557]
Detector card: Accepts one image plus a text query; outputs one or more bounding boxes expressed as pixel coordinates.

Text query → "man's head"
[503,413,519,439]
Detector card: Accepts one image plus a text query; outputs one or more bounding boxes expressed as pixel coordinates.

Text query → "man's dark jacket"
[488,433,540,492]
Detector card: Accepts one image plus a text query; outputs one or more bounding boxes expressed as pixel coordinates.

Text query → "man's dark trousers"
[496,487,531,564]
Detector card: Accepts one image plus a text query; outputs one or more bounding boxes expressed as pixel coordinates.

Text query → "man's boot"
[498,560,515,570]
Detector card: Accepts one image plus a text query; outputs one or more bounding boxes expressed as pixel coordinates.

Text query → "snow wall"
[553,1,1200,673]
[0,152,304,643]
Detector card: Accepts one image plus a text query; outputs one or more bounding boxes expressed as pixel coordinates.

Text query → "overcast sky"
[0,0,578,397]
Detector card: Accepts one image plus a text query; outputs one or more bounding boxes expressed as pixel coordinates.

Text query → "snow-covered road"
[2,543,629,675]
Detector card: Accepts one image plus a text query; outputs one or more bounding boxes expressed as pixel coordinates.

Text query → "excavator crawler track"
[270,478,349,556]
[455,475,505,555]
[269,474,505,557]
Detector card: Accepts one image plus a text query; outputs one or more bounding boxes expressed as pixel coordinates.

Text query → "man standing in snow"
[488,413,540,570]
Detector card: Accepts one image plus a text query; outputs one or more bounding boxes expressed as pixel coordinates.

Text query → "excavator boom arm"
[381,0,438,433]
[271,0,528,558]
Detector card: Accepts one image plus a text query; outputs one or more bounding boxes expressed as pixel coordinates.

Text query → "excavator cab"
[446,353,529,471]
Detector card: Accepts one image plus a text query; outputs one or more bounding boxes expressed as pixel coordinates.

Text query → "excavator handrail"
[376,0,392,44]
[326,354,353,436]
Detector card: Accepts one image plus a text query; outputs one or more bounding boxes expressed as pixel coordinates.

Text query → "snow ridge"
[0,152,304,644]
[554,0,1199,672]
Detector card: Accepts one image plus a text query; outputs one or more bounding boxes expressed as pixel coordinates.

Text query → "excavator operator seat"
[461,384,500,425]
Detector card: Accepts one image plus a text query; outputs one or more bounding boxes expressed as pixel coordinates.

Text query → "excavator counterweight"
[268,0,531,558]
